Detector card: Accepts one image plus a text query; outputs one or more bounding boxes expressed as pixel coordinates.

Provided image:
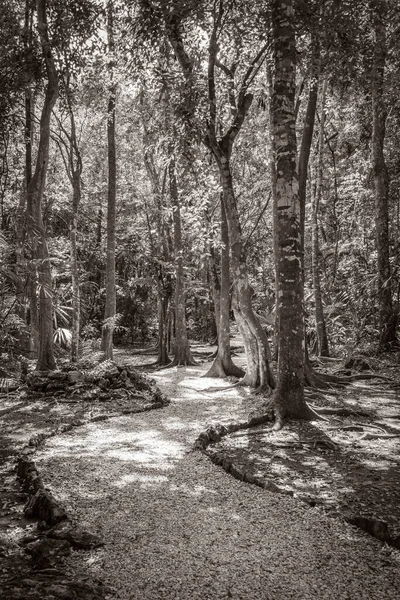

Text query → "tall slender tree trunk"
[297,30,331,388]
[26,0,58,371]
[311,77,330,356]
[70,173,81,362]
[208,239,221,342]
[271,0,316,426]
[101,1,117,360]
[168,154,195,366]
[25,88,40,357]
[20,1,39,356]
[266,64,279,361]
[371,1,396,350]
[205,194,244,378]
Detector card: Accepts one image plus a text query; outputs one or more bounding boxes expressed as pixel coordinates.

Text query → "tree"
[168,151,195,365]
[101,0,117,360]
[270,0,317,427]
[27,0,59,371]
[53,88,83,363]
[371,0,397,350]
[311,76,330,356]
[204,193,244,378]
[203,4,274,389]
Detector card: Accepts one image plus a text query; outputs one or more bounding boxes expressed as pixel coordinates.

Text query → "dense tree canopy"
[1,0,400,426]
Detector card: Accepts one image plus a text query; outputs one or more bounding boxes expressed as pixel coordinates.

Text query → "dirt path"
[32,359,400,600]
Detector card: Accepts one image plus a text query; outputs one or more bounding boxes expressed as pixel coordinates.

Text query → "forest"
[1,1,400,599]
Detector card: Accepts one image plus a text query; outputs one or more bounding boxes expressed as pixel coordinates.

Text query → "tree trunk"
[266,63,279,362]
[101,1,117,360]
[297,30,325,385]
[217,155,274,390]
[27,0,58,371]
[270,0,315,425]
[22,1,39,356]
[168,154,195,366]
[157,289,171,365]
[311,77,330,357]
[205,194,244,378]
[208,238,221,341]
[371,1,397,350]
[70,173,81,362]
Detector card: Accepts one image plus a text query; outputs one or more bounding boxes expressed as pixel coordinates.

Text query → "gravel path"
[35,363,400,599]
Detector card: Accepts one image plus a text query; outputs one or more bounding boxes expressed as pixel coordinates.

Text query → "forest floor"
[0,343,400,598]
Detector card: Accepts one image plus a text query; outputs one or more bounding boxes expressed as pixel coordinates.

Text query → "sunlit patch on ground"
[112,473,169,488]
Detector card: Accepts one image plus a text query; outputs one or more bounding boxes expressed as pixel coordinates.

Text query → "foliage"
[0,0,399,359]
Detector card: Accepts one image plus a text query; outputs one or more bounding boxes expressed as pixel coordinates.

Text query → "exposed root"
[311,406,372,418]
[272,417,284,432]
[163,354,198,368]
[327,423,388,434]
[129,345,159,355]
[204,383,240,393]
[171,358,198,367]
[359,432,400,441]
[252,383,273,396]
[256,398,326,431]
[203,355,244,379]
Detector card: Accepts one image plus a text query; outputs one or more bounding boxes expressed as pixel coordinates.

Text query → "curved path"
[35,362,400,599]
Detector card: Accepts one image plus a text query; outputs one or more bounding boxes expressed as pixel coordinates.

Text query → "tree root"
[203,383,241,393]
[310,406,372,418]
[327,423,388,434]
[203,355,244,379]
[229,430,338,449]
[341,373,393,383]
[129,345,159,355]
[359,432,400,441]
[162,355,198,368]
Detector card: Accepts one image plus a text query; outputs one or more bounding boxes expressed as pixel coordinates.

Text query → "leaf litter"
[29,346,400,599]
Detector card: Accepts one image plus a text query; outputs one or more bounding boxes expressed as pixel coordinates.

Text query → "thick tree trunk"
[27,0,58,371]
[371,1,397,350]
[270,0,315,425]
[205,195,244,378]
[168,154,195,366]
[311,77,330,357]
[101,2,117,360]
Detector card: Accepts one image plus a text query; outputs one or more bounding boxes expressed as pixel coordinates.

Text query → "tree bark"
[205,194,244,378]
[311,77,330,356]
[168,153,195,366]
[101,1,117,360]
[270,0,315,425]
[204,13,274,389]
[26,0,58,371]
[371,0,397,350]
[157,288,171,365]
[20,1,39,356]
[70,172,81,362]
[56,69,83,363]
[297,29,328,385]
[216,154,274,389]
[25,89,40,357]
